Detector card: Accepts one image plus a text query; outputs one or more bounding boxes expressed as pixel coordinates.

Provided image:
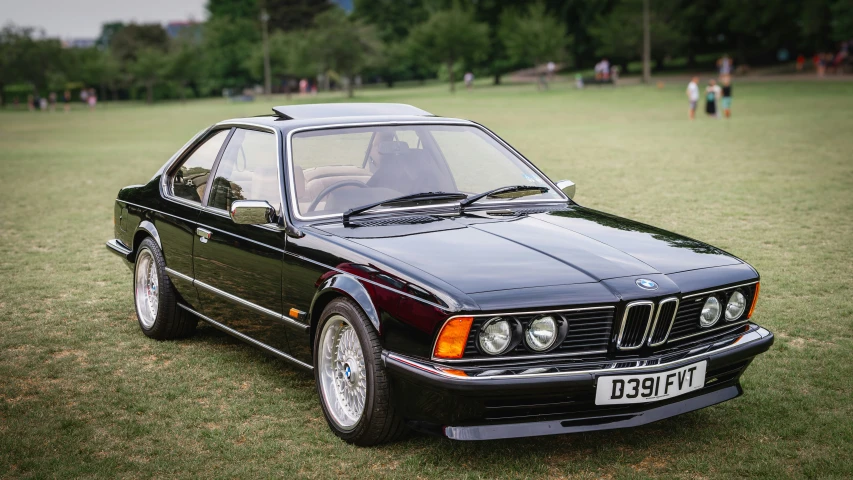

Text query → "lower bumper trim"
[444,384,741,440]
[106,239,132,258]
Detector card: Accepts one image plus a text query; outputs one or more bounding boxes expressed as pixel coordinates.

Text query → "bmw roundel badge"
[636,278,658,290]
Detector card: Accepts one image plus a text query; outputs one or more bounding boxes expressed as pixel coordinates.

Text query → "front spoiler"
[444,384,742,440]
[383,324,773,440]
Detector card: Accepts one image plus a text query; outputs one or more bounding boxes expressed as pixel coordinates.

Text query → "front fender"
[311,274,381,331]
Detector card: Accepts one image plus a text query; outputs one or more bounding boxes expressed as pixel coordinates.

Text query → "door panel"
[193,212,289,351]
[192,128,293,353]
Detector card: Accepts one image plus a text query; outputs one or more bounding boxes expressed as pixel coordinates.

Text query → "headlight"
[478,317,513,355]
[700,296,721,327]
[525,315,559,351]
[725,291,746,321]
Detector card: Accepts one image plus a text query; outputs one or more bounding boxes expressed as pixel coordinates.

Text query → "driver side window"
[208,129,280,213]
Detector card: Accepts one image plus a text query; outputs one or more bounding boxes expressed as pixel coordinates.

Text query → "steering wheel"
[307,180,368,213]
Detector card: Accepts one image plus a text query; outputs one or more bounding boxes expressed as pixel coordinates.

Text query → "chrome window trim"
[391,325,769,381]
[284,121,569,222]
[430,306,615,362]
[616,300,655,351]
[682,280,758,299]
[194,279,308,332]
[667,319,749,343]
[646,297,679,347]
[159,126,233,207]
[177,304,312,370]
[160,122,285,222]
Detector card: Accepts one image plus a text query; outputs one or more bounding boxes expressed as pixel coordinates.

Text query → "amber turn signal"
[746,282,760,319]
[433,316,474,359]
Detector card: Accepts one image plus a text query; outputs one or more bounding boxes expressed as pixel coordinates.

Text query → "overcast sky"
[1,0,207,39]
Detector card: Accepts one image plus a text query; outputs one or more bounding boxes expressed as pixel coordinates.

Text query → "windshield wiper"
[343,191,467,225]
[459,185,549,211]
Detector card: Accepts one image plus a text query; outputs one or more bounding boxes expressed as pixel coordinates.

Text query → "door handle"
[196,228,212,243]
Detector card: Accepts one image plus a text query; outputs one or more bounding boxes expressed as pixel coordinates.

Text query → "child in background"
[721,76,733,118]
[705,80,718,118]
[686,76,700,120]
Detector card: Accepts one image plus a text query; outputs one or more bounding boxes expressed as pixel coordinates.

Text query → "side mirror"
[556,180,576,199]
[230,200,276,225]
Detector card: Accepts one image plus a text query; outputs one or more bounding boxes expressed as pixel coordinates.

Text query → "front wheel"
[314,298,406,445]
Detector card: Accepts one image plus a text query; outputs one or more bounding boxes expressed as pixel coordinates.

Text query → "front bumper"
[106,239,134,270]
[383,324,773,440]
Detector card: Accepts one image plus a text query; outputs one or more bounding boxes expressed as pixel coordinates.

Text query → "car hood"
[318,206,741,295]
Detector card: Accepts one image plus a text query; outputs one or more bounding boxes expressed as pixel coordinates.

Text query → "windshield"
[289,124,563,218]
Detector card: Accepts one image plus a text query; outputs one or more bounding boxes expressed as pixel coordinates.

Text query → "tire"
[314,297,406,446]
[133,237,197,340]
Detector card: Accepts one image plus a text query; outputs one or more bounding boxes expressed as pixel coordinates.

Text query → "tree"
[109,23,170,64]
[499,2,569,88]
[305,9,383,97]
[353,0,429,86]
[200,16,260,92]
[96,22,124,49]
[75,47,121,100]
[407,3,490,92]
[164,39,203,102]
[247,30,313,95]
[588,0,686,71]
[129,48,169,103]
[266,0,332,33]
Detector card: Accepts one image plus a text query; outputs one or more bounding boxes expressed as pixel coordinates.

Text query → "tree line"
[1,0,851,105]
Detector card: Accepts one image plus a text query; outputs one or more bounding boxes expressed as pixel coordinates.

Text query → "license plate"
[595,361,707,405]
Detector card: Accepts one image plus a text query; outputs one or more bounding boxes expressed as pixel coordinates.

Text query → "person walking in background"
[686,76,700,120]
[464,71,474,90]
[705,80,718,118]
[717,54,732,75]
[721,76,733,118]
[796,54,805,71]
[48,92,57,112]
[27,94,35,111]
[87,88,97,110]
[546,61,556,82]
[63,90,71,112]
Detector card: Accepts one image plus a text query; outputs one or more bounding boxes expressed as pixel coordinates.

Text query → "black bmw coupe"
[107,103,773,445]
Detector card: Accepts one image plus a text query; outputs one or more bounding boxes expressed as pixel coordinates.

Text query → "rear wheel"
[133,237,197,340]
[314,298,406,445]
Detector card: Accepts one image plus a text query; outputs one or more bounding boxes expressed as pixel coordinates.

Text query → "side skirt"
[177,303,313,372]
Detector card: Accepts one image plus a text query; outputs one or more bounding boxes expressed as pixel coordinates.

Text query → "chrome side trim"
[164,267,193,284]
[390,325,769,381]
[194,279,309,332]
[430,306,615,362]
[284,121,568,222]
[177,304,312,370]
[682,281,758,299]
[667,319,749,343]
[647,297,679,347]
[616,300,655,351]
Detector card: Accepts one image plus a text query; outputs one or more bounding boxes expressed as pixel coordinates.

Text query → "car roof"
[219,103,474,134]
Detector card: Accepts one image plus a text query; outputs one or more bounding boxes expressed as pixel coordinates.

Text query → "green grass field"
[2,79,852,479]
